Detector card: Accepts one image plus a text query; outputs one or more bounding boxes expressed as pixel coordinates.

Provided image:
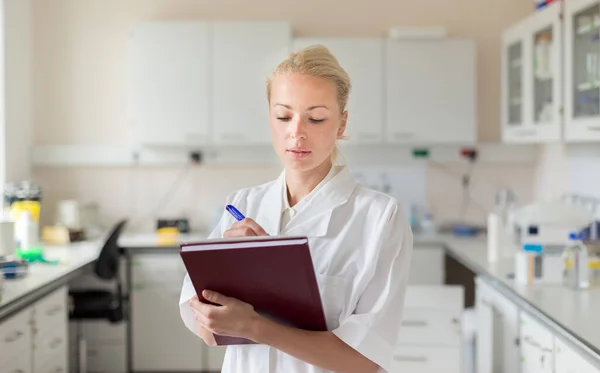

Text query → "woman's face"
[268,73,347,172]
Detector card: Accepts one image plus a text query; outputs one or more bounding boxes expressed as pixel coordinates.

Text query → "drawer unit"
[397,308,461,347]
[391,346,460,373]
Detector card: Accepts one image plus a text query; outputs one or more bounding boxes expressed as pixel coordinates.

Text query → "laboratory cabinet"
[408,244,445,285]
[392,285,464,373]
[0,286,69,373]
[475,277,520,373]
[564,0,600,142]
[519,312,554,373]
[212,21,291,145]
[385,39,477,145]
[292,38,385,145]
[555,336,600,373]
[131,22,212,147]
[501,2,563,143]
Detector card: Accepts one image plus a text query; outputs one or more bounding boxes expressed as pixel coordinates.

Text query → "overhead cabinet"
[132,22,477,147]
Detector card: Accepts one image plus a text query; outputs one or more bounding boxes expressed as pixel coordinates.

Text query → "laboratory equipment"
[563,232,590,290]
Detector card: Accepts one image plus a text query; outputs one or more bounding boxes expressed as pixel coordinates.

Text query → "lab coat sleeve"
[332,202,413,373]
[178,196,235,337]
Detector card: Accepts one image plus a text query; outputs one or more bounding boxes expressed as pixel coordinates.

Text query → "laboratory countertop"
[1,231,600,364]
[425,233,600,364]
[0,240,103,320]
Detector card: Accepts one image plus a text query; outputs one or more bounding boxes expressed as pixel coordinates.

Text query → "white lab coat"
[179,165,413,373]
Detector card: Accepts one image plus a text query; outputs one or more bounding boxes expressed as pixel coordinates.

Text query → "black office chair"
[68,219,128,373]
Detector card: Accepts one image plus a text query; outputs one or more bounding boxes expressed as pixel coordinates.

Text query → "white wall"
[1,0,33,188]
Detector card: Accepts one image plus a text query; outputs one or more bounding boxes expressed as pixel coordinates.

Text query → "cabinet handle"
[11,369,25,373]
[401,320,428,327]
[5,330,24,343]
[394,355,428,363]
[514,337,520,347]
[46,305,62,316]
[393,132,415,140]
[523,336,542,349]
[49,337,63,349]
[479,299,493,307]
[50,368,64,373]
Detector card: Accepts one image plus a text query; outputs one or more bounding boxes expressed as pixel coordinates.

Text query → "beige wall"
[30,0,538,230]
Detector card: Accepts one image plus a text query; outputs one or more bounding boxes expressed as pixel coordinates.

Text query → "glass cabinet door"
[533,27,554,125]
[508,42,524,126]
[572,3,600,119]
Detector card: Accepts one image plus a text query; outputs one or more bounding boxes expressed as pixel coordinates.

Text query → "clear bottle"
[563,232,590,290]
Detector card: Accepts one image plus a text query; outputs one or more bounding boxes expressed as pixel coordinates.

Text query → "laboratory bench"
[0,232,599,373]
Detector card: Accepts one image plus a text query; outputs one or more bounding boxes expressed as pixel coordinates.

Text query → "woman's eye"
[309,118,325,124]
[277,117,291,122]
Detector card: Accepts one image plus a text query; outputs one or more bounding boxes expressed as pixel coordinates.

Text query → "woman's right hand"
[223,218,268,238]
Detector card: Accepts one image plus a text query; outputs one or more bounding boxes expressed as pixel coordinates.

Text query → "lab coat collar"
[257,165,357,238]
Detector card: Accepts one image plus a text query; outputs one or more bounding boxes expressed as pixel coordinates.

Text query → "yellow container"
[10,200,41,222]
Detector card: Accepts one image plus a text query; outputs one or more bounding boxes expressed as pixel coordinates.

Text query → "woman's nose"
[288,117,307,139]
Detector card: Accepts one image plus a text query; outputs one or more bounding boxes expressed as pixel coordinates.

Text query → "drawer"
[34,287,67,340]
[0,308,33,368]
[131,254,187,284]
[404,285,464,311]
[390,346,460,373]
[87,342,127,373]
[520,312,554,350]
[397,308,461,347]
[0,349,32,373]
[409,245,444,285]
[34,350,68,373]
[81,320,126,343]
[555,337,600,373]
[34,323,68,373]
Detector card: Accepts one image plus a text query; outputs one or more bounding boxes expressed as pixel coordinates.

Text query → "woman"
[179,45,413,373]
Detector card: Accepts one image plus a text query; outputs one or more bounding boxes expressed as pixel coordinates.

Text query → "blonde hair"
[266,45,351,164]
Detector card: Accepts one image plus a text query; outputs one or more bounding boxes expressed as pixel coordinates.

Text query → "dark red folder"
[179,236,327,345]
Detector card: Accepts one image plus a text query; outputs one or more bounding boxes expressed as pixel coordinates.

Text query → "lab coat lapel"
[284,166,357,238]
[255,171,285,236]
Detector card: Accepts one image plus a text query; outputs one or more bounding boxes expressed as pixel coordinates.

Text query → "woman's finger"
[241,218,269,236]
[223,227,258,238]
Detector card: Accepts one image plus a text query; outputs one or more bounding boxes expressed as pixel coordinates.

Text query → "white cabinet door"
[475,279,495,373]
[520,312,554,373]
[502,2,563,143]
[1,350,32,373]
[564,0,600,142]
[132,22,211,146]
[292,38,384,145]
[408,245,444,285]
[391,346,460,373]
[212,22,291,145]
[131,280,205,371]
[385,39,476,144]
[0,306,32,368]
[555,337,600,373]
[493,286,521,373]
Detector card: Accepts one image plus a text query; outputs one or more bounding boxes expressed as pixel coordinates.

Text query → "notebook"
[180,236,327,345]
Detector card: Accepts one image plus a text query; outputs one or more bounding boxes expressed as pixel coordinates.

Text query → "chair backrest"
[95,219,127,280]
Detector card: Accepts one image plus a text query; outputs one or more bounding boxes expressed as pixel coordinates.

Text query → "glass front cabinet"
[502,2,563,143]
[565,0,600,141]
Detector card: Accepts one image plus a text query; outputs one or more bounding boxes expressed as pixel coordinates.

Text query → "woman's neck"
[285,160,333,207]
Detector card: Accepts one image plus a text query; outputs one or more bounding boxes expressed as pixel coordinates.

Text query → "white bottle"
[15,211,37,250]
[487,212,505,262]
[563,232,589,290]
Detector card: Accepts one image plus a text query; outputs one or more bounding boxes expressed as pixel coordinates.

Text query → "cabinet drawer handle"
[401,320,428,327]
[49,337,63,349]
[5,330,24,343]
[11,369,25,373]
[46,305,62,316]
[394,355,428,363]
[50,368,64,373]
[523,336,542,349]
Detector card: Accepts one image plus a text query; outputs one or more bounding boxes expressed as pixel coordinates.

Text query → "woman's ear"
[337,111,348,139]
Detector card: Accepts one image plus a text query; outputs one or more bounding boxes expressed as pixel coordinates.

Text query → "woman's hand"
[189,290,262,344]
[223,218,268,238]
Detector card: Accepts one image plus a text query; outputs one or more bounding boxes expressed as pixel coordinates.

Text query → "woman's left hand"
[190,290,262,342]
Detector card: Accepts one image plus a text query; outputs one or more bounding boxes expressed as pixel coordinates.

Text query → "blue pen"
[225,204,246,221]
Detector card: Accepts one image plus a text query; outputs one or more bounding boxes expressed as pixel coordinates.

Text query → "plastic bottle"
[562,232,590,290]
[15,210,37,250]
[420,213,437,236]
